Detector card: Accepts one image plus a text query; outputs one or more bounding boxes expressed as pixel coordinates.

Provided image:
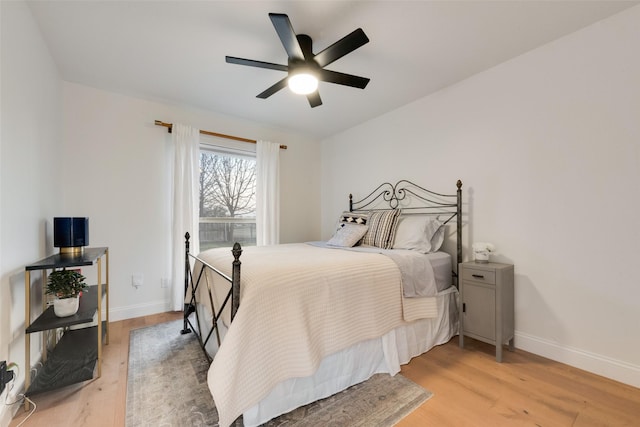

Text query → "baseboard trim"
[515,331,640,389]
[108,300,173,322]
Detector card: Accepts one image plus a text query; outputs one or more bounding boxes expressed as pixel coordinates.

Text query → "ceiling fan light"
[288,73,318,95]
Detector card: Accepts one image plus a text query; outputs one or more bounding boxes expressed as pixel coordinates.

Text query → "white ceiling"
[27,0,638,139]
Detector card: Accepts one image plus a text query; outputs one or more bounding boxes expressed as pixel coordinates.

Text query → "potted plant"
[46,269,88,317]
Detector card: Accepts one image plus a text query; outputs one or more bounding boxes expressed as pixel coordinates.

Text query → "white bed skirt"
[195,286,459,426]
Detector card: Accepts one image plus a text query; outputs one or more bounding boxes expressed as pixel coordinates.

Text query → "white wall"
[60,82,322,321]
[0,1,63,425]
[321,5,640,387]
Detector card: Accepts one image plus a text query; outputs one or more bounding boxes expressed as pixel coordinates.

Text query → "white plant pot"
[474,250,490,263]
[53,296,79,317]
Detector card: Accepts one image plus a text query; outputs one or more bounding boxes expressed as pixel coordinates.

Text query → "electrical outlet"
[161,278,170,288]
[132,273,143,288]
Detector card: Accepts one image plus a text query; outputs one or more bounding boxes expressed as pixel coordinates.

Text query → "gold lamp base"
[59,247,84,255]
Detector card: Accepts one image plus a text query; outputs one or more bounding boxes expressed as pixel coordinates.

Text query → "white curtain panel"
[256,140,280,246]
[171,123,200,311]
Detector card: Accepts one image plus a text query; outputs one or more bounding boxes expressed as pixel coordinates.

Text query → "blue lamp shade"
[54,217,89,251]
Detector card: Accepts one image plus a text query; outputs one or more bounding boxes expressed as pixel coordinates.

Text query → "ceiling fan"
[225,13,370,108]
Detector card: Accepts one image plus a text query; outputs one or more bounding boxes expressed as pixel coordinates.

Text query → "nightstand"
[459,261,514,362]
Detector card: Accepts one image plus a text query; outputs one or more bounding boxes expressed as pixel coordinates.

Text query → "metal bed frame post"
[182,232,194,335]
[231,243,242,321]
[456,179,462,288]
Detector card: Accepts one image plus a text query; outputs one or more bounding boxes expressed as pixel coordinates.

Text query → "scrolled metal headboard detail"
[350,179,461,216]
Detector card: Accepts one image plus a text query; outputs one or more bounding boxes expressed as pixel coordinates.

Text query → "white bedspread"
[195,243,440,427]
[307,241,439,297]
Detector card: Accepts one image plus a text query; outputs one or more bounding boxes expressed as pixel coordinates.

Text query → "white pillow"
[327,224,369,248]
[425,218,445,252]
[392,216,432,253]
[392,216,445,253]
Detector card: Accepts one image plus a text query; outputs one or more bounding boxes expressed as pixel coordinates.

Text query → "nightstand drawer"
[461,267,496,285]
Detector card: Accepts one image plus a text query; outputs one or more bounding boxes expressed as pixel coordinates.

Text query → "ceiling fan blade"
[307,91,322,108]
[269,13,305,61]
[318,69,370,89]
[257,78,288,99]
[313,28,369,68]
[226,56,288,72]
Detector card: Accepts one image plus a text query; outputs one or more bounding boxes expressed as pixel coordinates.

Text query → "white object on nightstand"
[472,242,494,263]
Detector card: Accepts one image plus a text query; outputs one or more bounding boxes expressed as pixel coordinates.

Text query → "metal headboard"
[349,179,463,286]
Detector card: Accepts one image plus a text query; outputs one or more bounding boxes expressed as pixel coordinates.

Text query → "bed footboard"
[182,232,242,361]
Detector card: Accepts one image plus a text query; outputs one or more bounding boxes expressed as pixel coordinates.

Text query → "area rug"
[126,319,432,426]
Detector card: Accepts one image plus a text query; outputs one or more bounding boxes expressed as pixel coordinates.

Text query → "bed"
[182,179,463,427]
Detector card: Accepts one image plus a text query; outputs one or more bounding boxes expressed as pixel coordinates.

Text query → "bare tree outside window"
[199,150,256,250]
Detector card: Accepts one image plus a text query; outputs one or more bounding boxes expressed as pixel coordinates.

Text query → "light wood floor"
[9,311,182,427]
[10,312,640,426]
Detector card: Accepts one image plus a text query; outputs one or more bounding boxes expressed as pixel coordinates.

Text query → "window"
[199,144,256,250]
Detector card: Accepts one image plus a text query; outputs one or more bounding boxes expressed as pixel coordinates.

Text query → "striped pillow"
[361,209,401,249]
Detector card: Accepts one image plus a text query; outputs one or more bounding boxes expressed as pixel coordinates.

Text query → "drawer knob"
[472,274,485,279]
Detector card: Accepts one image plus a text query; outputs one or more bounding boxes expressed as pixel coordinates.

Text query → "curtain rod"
[154,120,287,150]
